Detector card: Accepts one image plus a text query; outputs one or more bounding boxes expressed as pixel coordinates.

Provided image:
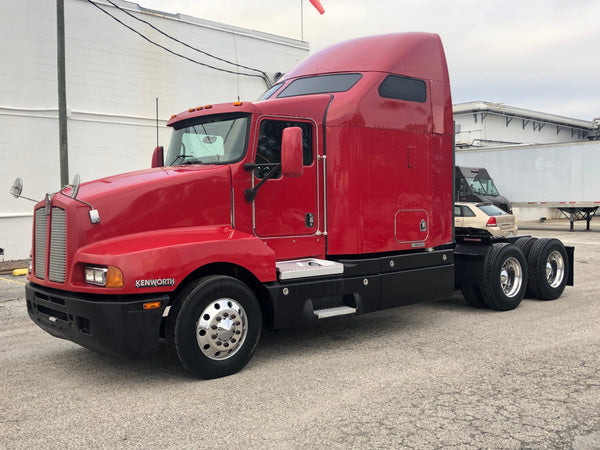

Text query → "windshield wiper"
[170,154,196,165]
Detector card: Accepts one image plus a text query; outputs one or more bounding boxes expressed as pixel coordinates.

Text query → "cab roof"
[282,32,449,82]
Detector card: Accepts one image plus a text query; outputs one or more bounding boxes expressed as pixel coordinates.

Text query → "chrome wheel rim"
[196,298,248,360]
[500,257,522,298]
[546,251,565,288]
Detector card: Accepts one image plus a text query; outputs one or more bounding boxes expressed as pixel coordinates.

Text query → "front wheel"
[166,276,262,379]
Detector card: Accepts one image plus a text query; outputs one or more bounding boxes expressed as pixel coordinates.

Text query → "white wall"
[456,141,600,221]
[455,112,591,147]
[0,0,309,260]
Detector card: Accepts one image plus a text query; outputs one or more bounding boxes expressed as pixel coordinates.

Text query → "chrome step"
[314,306,356,319]
[276,258,344,280]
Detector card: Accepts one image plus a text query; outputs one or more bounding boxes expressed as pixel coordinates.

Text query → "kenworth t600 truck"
[16,33,573,379]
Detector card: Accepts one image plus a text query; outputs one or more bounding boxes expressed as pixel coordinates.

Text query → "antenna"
[232,35,240,102]
[156,97,159,147]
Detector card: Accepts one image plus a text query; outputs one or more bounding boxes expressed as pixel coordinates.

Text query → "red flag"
[309,0,325,14]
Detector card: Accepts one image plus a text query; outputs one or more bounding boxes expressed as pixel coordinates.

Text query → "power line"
[103,0,270,81]
[85,0,271,86]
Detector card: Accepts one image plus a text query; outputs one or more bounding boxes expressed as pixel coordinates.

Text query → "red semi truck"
[17,33,573,379]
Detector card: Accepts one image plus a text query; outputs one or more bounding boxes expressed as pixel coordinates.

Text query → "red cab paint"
[24,33,572,379]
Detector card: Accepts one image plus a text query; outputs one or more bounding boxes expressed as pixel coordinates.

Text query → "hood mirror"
[9,177,37,202]
[152,146,164,168]
[71,174,80,199]
[10,177,23,198]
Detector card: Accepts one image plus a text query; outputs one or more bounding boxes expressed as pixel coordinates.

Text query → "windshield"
[165,113,250,166]
[465,177,500,196]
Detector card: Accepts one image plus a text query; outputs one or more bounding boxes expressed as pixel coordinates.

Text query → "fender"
[69,226,276,294]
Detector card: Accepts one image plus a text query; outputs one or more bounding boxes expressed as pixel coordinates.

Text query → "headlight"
[85,265,123,288]
[85,266,107,286]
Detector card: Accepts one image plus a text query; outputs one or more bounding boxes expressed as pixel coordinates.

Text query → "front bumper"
[26,282,170,358]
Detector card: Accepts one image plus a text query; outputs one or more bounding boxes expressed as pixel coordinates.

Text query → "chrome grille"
[49,207,66,283]
[34,209,47,279]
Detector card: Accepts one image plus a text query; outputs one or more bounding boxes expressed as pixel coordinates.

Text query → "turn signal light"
[106,266,124,288]
[143,301,162,310]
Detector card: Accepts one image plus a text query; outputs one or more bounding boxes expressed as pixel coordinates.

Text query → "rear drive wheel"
[461,283,487,308]
[515,237,537,260]
[481,243,527,311]
[166,276,262,379]
[515,237,538,298]
[527,238,568,300]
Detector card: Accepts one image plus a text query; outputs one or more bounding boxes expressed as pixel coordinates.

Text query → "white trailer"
[456,141,600,230]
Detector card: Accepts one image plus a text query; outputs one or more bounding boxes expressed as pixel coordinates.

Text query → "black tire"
[526,238,569,300]
[515,237,538,298]
[166,276,262,379]
[481,243,527,311]
[514,237,538,260]
[461,283,487,308]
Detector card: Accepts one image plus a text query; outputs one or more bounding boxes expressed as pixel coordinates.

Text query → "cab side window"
[255,119,314,179]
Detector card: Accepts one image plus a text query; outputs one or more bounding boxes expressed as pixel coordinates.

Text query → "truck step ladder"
[276,258,344,280]
[314,306,357,319]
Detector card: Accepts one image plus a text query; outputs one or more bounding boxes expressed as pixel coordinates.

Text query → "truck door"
[252,118,319,239]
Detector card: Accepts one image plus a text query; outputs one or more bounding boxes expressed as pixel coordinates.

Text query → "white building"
[455,102,600,223]
[1,0,309,260]
[454,101,598,148]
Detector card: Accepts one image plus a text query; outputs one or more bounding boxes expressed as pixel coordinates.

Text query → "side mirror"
[281,127,303,178]
[151,146,164,168]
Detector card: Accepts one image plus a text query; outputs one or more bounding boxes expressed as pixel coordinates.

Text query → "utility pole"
[57,0,69,187]
[301,0,304,41]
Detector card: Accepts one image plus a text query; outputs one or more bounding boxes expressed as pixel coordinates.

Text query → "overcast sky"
[136,0,600,121]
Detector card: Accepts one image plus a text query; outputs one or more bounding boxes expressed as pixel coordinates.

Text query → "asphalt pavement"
[1,221,599,448]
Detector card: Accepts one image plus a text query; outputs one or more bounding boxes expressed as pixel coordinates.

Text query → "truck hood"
[57,165,233,247]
